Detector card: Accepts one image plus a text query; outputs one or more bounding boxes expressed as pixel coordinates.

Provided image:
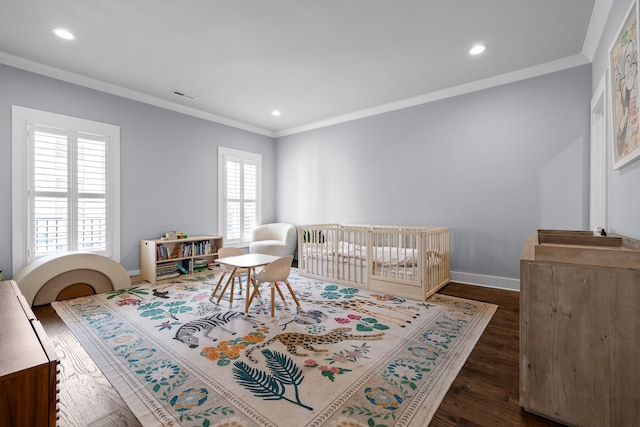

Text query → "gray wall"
[0,61,595,287]
[276,65,592,285]
[0,64,276,277]
[592,0,640,240]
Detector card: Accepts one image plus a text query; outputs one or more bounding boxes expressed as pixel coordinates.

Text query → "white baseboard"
[128,269,140,277]
[450,271,520,292]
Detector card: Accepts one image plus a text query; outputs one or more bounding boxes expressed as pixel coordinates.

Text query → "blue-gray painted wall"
[0,64,275,277]
[275,65,592,283]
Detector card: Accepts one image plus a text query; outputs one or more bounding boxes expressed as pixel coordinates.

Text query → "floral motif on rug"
[52,271,496,427]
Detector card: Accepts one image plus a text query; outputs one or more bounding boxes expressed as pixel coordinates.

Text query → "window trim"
[11,105,120,273]
[217,146,262,248]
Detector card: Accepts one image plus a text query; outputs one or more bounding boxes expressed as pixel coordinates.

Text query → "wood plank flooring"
[432,283,560,426]
[34,304,142,427]
[34,282,562,426]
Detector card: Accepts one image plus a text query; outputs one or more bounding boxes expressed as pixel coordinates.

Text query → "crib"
[298,224,450,301]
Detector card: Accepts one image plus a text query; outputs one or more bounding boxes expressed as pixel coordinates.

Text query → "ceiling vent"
[171,90,197,100]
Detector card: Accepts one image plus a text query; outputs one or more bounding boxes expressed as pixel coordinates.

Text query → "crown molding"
[275,54,591,138]
[0,51,275,138]
[582,0,614,60]
[1,50,592,141]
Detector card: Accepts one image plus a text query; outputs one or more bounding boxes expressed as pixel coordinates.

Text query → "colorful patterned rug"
[52,270,496,426]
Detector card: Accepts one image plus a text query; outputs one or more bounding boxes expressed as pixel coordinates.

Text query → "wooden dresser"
[520,230,640,426]
[0,280,59,426]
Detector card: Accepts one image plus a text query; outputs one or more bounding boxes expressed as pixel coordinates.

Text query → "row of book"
[156,263,180,280]
[156,241,216,261]
[156,259,215,280]
[193,258,209,273]
[194,241,216,256]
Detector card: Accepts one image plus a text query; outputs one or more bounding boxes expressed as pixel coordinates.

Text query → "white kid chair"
[252,255,300,317]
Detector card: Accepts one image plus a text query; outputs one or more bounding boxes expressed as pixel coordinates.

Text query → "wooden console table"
[520,230,640,426]
[0,280,59,426]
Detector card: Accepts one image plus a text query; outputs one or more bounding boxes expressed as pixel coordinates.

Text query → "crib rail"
[369,227,421,283]
[298,224,369,287]
[368,226,450,299]
[298,224,450,300]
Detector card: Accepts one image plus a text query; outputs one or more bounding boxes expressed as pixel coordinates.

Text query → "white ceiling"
[0,1,601,137]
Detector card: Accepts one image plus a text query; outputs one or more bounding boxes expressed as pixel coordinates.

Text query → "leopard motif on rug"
[245,327,384,363]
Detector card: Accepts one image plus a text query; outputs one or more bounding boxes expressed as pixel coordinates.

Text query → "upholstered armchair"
[249,223,297,257]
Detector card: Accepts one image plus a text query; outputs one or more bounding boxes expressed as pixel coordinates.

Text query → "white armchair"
[249,223,297,257]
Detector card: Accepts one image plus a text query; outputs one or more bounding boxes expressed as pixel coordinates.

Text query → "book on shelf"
[175,262,189,274]
[172,244,183,258]
[157,264,178,274]
[157,244,168,260]
[182,244,190,257]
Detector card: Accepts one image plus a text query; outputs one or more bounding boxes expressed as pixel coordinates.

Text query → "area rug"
[52,270,496,427]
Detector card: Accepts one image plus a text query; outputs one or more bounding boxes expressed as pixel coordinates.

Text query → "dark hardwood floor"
[34,282,562,426]
[34,304,142,427]
[432,283,560,426]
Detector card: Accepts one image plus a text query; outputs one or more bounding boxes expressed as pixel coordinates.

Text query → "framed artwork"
[610,0,640,169]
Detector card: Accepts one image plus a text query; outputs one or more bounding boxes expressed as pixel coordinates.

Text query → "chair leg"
[274,282,287,302]
[229,276,236,305]
[271,283,276,317]
[284,279,301,308]
[236,276,243,297]
[210,272,226,301]
[252,271,261,296]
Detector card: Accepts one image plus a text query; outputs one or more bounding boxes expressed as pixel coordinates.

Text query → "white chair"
[253,255,300,317]
[210,247,246,305]
[249,223,297,257]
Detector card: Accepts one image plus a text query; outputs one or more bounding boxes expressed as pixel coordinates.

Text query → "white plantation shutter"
[77,134,108,251]
[243,162,257,238]
[225,158,241,240]
[219,147,261,246]
[30,125,110,256]
[12,106,120,272]
[31,126,70,255]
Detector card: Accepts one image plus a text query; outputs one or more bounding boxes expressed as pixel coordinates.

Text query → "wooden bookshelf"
[140,235,223,284]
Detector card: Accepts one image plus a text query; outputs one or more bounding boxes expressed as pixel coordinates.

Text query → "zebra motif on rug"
[174,311,262,348]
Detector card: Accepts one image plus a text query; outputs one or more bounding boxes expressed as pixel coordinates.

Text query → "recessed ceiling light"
[53,28,75,40]
[468,43,487,55]
[272,110,281,116]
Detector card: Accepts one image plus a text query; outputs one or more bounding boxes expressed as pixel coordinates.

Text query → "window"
[12,106,120,272]
[218,147,262,247]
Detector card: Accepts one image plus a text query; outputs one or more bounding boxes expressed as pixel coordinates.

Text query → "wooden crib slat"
[298,224,450,300]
